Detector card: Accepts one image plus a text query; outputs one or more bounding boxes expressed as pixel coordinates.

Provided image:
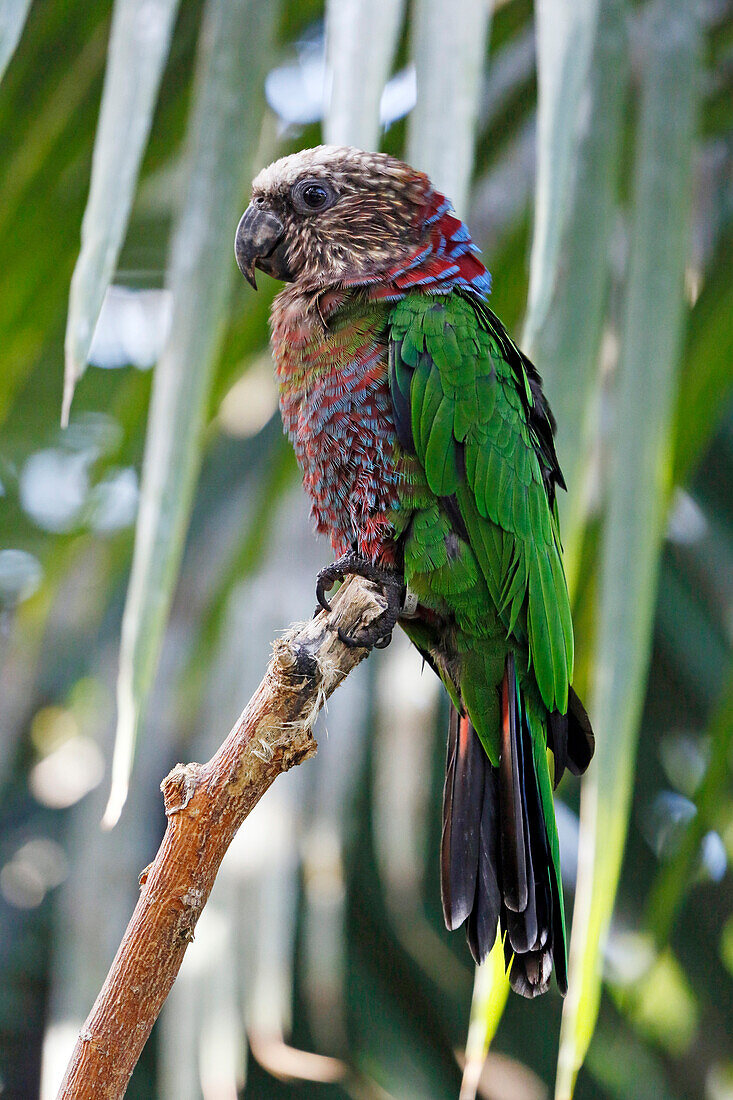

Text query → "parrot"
[234,146,594,997]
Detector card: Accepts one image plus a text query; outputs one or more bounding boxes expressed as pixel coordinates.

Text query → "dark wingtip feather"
[549,689,595,785]
[566,687,595,776]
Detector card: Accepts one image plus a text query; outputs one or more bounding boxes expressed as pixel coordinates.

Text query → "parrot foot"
[314,552,404,650]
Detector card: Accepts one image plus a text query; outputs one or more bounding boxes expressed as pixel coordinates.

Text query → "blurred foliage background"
[0,0,731,1098]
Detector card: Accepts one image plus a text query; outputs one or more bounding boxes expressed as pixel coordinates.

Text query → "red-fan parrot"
[235,146,594,997]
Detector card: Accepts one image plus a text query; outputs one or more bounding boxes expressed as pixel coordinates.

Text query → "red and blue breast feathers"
[345,190,492,302]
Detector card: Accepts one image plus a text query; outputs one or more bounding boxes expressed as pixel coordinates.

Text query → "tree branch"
[57,575,385,1100]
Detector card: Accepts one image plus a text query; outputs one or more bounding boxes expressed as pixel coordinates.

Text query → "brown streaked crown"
[249,145,431,288]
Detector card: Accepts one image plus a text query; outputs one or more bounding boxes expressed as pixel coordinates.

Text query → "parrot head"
[235,145,431,290]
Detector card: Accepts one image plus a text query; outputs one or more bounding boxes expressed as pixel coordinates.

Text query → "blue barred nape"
[351,190,493,301]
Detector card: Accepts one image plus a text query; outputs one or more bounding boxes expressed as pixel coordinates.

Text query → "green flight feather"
[424,396,460,495]
[416,356,444,455]
[455,484,504,611]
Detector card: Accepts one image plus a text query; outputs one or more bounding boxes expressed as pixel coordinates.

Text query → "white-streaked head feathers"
[251,145,421,196]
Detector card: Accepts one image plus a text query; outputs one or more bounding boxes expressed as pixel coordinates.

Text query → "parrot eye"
[292,179,336,214]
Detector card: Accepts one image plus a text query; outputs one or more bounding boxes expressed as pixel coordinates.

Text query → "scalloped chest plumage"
[270,287,402,563]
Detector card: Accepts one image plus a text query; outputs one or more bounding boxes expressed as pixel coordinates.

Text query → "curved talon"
[315,557,355,613]
[315,577,335,613]
[315,552,405,650]
[315,560,353,613]
[337,626,361,648]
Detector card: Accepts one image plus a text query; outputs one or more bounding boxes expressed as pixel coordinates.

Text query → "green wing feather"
[389,292,573,717]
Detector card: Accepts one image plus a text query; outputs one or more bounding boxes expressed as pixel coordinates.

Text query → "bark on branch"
[57,576,385,1100]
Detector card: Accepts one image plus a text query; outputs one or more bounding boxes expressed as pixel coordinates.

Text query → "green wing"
[389,292,574,717]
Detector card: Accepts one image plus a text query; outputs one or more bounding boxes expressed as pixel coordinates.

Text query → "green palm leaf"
[556,2,702,1093]
[62,0,181,426]
[104,0,279,825]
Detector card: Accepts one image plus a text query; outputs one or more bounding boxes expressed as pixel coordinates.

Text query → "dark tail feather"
[506,697,560,998]
[499,655,528,913]
[441,656,568,997]
[466,765,501,963]
[501,655,539,955]
[441,705,484,930]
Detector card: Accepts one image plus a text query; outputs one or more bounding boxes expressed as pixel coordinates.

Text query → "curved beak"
[235,204,293,289]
